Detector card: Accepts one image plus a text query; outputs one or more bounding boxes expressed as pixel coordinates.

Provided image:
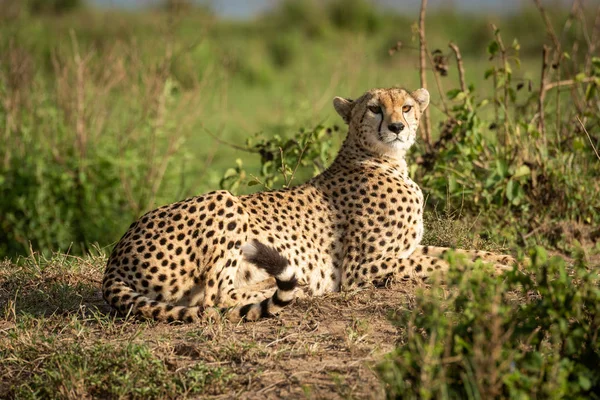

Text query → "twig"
[543,76,596,91]
[448,42,467,94]
[201,125,258,153]
[492,24,510,147]
[585,5,600,75]
[576,116,600,161]
[533,0,561,66]
[425,51,449,116]
[538,45,550,145]
[279,147,288,185]
[418,0,432,152]
[248,174,270,190]
[266,333,299,347]
[286,135,311,187]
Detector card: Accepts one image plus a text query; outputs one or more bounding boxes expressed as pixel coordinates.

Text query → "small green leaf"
[506,179,515,201]
[513,165,530,179]
[511,38,520,51]
[222,168,238,179]
[578,375,591,391]
[572,137,585,151]
[496,159,509,177]
[487,41,499,56]
[446,89,462,99]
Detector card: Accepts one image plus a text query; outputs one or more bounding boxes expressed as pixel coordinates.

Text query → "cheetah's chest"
[339,169,424,260]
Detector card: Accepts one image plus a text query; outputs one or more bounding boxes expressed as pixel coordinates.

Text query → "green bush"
[220,125,336,193]
[0,38,192,258]
[28,0,83,15]
[378,247,600,399]
[327,0,382,33]
[413,32,600,242]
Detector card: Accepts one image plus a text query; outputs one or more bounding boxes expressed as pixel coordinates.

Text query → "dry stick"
[538,46,550,146]
[201,125,258,153]
[418,0,432,152]
[425,52,449,116]
[585,5,600,75]
[576,116,600,161]
[492,72,499,130]
[580,4,600,127]
[533,0,566,143]
[492,24,511,147]
[448,42,467,94]
[533,0,561,55]
[555,1,580,148]
[543,76,596,137]
[544,76,596,90]
[287,138,310,187]
[70,30,89,161]
[560,2,580,50]
[567,41,587,116]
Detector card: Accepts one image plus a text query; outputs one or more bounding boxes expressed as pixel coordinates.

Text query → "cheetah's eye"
[368,105,382,115]
[402,105,412,113]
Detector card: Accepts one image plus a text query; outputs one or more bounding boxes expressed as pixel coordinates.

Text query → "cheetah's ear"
[333,97,354,124]
[411,88,430,111]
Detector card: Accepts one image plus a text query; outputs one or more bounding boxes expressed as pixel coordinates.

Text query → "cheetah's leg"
[345,250,516,289]
[219,286,276,308]
[415,245,517,271]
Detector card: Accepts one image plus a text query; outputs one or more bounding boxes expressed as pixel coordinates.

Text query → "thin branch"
[448,42,467,94]
[576,116,600,161]
[418,0,432,152]
[201,125,258,153]
[492,24,510,146]
[287,134,311,187]
[543,76,596,91]
[426,51,449,115]
[538,45,550,145]
[279,147,289,185]
[533,0,561,63]
[585,5,600,75]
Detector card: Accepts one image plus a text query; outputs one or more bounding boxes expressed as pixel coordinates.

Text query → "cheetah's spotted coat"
[103,87,516,322]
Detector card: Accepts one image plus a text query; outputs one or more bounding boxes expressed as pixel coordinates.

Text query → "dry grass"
[0,251,425,399]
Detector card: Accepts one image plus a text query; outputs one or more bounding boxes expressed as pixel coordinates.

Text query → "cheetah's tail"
[228,239,297,321]
[102,275,203,323]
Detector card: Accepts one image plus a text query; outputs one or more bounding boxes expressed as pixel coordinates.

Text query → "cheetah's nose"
[388,122,405,133]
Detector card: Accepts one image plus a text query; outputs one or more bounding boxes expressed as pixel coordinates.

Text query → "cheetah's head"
[333,87,429,159]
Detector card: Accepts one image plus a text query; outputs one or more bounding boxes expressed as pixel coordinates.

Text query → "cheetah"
[102,86,516,323]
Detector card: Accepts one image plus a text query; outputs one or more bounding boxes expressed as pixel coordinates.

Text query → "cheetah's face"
[333,87,430,158]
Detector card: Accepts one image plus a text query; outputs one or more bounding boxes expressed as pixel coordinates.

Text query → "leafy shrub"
[266,30,303,68]
[327,0,382,33]
[411,27,600,242]
[0,38,192,258]
[220,125,336,193]
[378,247,600,399]
[264,0,383,37]
[28,0,83,15]
[264,0,330,38]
